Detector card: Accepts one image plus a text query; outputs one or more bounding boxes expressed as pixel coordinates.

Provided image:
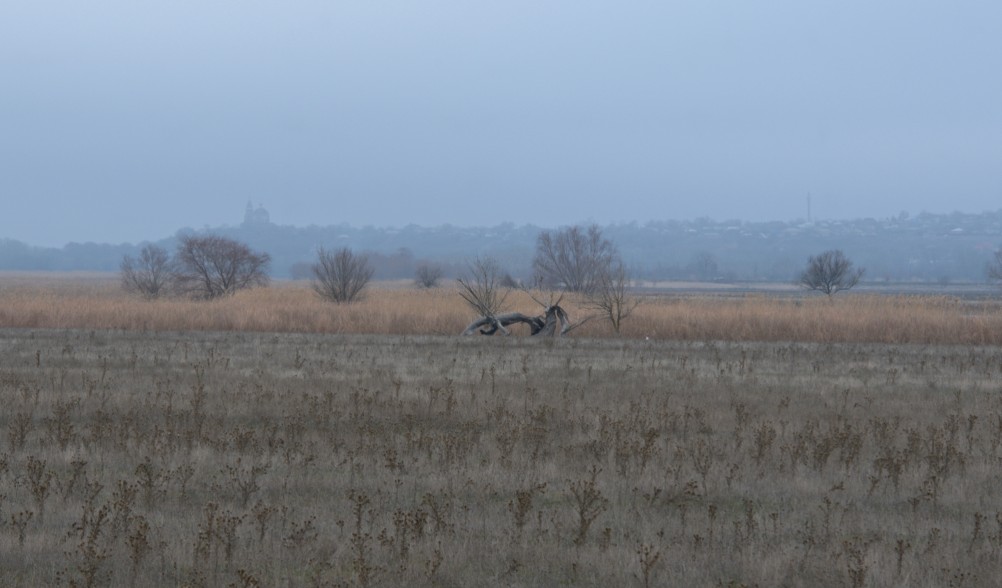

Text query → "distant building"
[243,201,271,226]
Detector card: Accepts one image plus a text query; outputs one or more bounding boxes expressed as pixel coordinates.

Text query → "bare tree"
[687,252,719,281]
[798,249,864,298]
[533,225,618,293]
[456,256,511,318]
[590,260,639,334]
[414,263,444,289]
[312,247,374,303]
[174,235,271,299]
[120,244,175,299]
[986,249,1002,285]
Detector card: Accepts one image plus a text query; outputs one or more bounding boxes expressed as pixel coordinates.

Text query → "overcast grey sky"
[2,1,1000,247]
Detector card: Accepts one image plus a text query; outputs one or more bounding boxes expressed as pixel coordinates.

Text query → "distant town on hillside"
[3,204,1002,286]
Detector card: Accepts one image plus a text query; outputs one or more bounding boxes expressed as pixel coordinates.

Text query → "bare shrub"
[456,256,511,317]
[986,248,1002,285]
[569,466,609,546]
[590,260,638,333]
[120,244,175,299]
[414,263,444,289]
[174,235,270,299]
[312,247,374,303]
[798,249,864,298]
[533,225,618,293]
[687,251,719,281]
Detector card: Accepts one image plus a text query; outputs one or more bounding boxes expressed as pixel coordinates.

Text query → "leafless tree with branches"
[414,263,444,289]
[533,224,618,294]
[590,260,638,333]
[798,249,864,299]
[174,235,271,299]
[986,249,1002,285]
[456,256,511,318]
[312,247,374,303]
[120,244,175,299]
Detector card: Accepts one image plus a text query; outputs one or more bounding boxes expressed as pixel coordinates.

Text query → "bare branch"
[121,244,175,299]
[414,263,444,288]
[533,225,618,294]
[174,235,270,299]
[589,260,639,333]
[312,247,374,303]
[456,257,511,318]
[797,249,864,299]
[986,249,1002,283]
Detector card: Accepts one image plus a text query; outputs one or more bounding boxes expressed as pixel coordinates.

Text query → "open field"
[2,273,1002,344]
[2,328,1002,586]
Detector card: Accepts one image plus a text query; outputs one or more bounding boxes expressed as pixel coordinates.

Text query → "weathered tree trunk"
[533,306,565,336]
[462,306,578,337]
[461,312,541,336]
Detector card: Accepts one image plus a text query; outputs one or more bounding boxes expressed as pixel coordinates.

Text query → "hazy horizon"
[3,1,1000,248]
[8,202,1002,250]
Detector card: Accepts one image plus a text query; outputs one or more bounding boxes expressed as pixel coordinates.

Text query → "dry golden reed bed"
[1,273,1001,344]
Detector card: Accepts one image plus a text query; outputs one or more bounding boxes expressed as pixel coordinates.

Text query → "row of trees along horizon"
[9,207,1002,282]
[122,226,875,335]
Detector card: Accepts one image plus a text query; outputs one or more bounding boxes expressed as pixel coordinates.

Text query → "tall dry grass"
[0,278,466,335]
[627,294,1002,344]
[1,273,1001,344]
[3,329,1002,586]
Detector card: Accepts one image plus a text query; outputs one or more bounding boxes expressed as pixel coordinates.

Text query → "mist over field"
[3,6,1002,585]
[2,2,1001,248]
[3,205,1002,286]
[5,6,1002,588]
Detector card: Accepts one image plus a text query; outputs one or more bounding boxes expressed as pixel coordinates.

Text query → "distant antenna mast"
[807,193,812,223]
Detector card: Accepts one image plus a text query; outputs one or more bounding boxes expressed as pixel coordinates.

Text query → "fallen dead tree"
[461,307,559,336]
[456,256,591,337]
[460,294,590,337]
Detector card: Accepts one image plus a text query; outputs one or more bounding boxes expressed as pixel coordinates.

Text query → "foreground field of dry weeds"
[2,328,1002,586]
[1,274,1002,344]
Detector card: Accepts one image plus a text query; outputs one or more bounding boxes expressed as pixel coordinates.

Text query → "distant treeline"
[3,208,1002,283]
